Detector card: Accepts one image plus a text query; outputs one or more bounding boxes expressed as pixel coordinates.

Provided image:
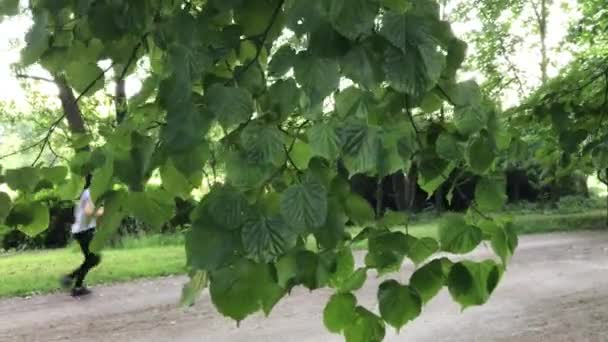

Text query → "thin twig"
[15,74,55,84]
[118,32,150,81]
[0,140,44,160]
[229,0,285,84]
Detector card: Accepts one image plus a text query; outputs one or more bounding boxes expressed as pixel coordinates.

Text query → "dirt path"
[2,231,608,342]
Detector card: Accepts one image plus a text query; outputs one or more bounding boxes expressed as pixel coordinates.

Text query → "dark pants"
[69,229,101,287]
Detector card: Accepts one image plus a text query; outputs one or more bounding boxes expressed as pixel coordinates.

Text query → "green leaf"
[241,215,297,262]
[380,0,410,13]
[40,166,68,184]
[324,292,358,333]
[89,154,114,203]
[407,237,439,265]
[160,159,192,198]
[210,259,283,322]
[90,190,128,253]
[0,0,19,16]
[289,139,313,170]
[180,270,208,307]
[439,214,482,254]
[335,87,369,118]
[343,306,386,342]
[234,0,284,38]
[308,123,341,161]
[207,186,251,230]
[378,210,408,228]
[280,179,328,230]
[65,62,105,95]
[330,248,355,286]
[380,13,445,95]
[466,135,495,174]
[341,44,383,88]
[365,231,411,273]
[378,280,422,330]
[224,151,274,191]
[241,122,287,166]
[436,132,464,161]
[419,90,444,112]
[344,193,375,226]
[112,132,155,191]
[6,202,49,237]
[5,167,40,193]
[491,222,518,265]
[328,0,378,40]
[21,11,50,66]
[57,176,85,201]
[451,81,486,135]
[444,39,467,80]
[53,30,73,48]
[448,260,502,309]
[341,124,381,175]
[207,85,254,131]
[267,79,300,118]
[127,190,175,230]
[294,250,331,290]
[340,268,367,293]
[269,45,296,78]
[276,253,298,288]
[475,176,507,212]
[186,222,240,272]
[410,258,447,303]
[0,192,11,224]
[315,197,348,250]
[309,23,351,58]
[294,52,340,102]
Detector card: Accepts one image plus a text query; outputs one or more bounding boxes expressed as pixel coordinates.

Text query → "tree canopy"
[4,0,606,339]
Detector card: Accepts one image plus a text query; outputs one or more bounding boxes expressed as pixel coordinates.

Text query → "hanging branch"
[30,62,116,166]
[230,0,285,84]
[15,74,55,84]
[0,139,44,160]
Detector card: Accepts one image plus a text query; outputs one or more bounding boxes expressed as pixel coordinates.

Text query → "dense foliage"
[0,0,522,339]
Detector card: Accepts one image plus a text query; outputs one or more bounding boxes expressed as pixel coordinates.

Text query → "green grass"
[0,205,606,298]
[0,245,186,298]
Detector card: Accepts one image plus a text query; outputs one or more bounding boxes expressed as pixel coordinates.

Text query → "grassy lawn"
[0,244,186,298]
[0,208,606,298]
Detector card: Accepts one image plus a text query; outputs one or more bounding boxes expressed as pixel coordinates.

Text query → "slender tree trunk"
[115,79,127,124]
[435,183,445,215]
[536,0,549,84]
[375,178,383,218]
[55,75,86,134]
[392,173,406,211]
[404,163,418,212]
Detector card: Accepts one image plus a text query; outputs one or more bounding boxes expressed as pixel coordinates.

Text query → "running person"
[61,175,104,296]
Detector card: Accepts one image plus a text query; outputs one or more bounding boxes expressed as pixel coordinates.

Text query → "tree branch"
[229,0,285,84]
[15,74,55,84]
[31,63,116,166]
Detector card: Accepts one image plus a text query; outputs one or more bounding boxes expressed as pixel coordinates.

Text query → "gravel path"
[2,231,608,342]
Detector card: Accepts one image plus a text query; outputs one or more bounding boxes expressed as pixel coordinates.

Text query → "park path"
[2,231,608,342]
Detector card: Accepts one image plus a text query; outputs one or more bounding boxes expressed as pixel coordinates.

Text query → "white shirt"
[71,188,96,234]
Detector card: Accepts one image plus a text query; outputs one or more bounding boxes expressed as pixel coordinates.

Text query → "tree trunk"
[435,183,445,215]
[115,79,127,124]
[404,163,418,212]
[375,178,383,218]
[538,0,549,84]
[392,173,406,211]
[55,75,86,135]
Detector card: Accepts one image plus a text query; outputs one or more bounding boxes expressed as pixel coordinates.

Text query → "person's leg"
[73,229,101,289]
[60,231,89,289]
